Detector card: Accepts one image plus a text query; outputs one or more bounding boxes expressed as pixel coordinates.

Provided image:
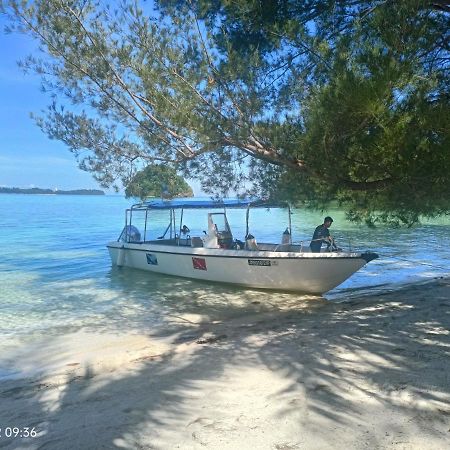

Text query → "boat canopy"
[134,198,287,210]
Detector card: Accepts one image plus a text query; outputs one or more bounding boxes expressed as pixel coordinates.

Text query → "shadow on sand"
[1,272,449,449]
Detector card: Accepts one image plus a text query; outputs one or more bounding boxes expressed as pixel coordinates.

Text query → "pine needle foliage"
[1,0,449,224]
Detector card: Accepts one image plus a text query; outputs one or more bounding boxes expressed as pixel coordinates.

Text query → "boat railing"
[292,238,345,253]
[273,243,299,252]
[271,243,305,252]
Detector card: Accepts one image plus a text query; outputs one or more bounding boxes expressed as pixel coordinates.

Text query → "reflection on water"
[108,265,327,316]
[94,265,328,337]
[0,194,449,345]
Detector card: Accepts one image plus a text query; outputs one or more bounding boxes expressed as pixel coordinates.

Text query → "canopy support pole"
[178,208,184,246]
[246,207,250,238]
[288,205,292,244]
[144,209,148,242]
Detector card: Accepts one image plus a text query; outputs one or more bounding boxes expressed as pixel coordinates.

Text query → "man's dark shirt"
[310,224,330,253]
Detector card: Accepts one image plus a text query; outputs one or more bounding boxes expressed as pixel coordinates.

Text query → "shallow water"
[0,194,449,364]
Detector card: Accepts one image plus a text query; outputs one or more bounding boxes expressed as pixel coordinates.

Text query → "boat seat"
[191,236,204,248]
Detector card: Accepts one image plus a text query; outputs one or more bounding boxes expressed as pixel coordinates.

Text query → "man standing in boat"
[310,216,334,253]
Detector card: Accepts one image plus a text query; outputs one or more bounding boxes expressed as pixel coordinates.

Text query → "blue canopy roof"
[132,198,287,210]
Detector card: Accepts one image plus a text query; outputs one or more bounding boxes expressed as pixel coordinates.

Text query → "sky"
[0,14,108,191]
[0,13,203,195]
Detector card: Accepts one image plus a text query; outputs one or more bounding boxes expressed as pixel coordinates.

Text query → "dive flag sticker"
[192,257,207,271]
[146,253,158,265]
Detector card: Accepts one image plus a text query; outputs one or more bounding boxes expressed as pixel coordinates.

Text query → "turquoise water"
[1,194,449,357]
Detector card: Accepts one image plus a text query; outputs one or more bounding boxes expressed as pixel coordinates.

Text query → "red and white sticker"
[192,257,207,271]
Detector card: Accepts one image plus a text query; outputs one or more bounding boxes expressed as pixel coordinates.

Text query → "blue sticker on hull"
[146,253,158,265]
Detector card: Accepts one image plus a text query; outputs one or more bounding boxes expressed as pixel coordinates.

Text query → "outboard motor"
[119,225,141,243]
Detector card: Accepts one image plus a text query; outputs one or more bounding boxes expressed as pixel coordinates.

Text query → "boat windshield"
[209,213,229,234]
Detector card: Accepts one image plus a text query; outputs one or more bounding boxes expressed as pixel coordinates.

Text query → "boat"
[107,198,378,294]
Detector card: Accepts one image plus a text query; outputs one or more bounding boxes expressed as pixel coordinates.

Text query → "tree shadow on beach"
[1,275,449,449]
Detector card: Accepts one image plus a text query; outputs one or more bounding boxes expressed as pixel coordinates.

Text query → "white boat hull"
[107,242,373,294]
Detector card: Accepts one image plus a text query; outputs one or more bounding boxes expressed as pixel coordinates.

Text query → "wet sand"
[1,277,449,449]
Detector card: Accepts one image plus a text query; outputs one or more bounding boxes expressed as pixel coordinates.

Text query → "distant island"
[0,187,105,195]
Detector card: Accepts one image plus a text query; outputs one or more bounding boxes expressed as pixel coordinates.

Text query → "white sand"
[1,277,449,449]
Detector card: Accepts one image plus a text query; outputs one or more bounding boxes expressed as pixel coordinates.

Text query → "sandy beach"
[1,277,449,449]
